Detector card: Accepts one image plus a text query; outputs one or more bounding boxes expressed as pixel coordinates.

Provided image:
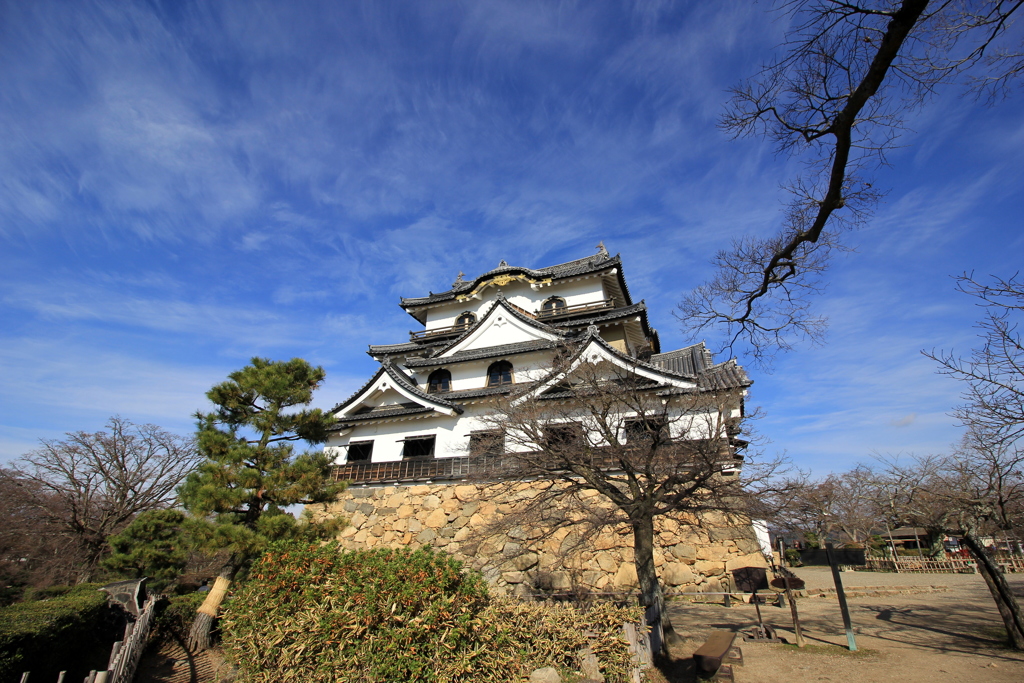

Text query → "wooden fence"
[22,595,158,683]
[102,594,157,683]
[861,556,1024,573]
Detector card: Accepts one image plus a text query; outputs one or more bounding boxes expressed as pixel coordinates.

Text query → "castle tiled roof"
[399,253,625,308]
[330,361,463,415]
[367,338,450,357]
[338,404,435,424]
[649,342,715,377]
[405,339,558,368]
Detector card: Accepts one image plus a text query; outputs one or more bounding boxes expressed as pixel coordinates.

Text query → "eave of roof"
[422,295,567,360]
[336,405,435,425]
[330,361,463,415]
[649,342,715,377]
[367,337,451,357]
[406,339,558,368]
[399,253,622,309]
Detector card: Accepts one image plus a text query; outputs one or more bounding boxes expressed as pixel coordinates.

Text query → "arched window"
[456,311,476,329]
[540,297,566,315]
[486,360,514,387]
[427,368,451,393]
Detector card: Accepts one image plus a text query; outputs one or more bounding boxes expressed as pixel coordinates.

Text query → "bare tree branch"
[681,0,1024,364]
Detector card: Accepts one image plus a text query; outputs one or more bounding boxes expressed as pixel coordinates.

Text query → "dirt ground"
[656,567,1024,682]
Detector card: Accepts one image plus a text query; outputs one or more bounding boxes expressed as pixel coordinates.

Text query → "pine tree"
[179,357,344,650]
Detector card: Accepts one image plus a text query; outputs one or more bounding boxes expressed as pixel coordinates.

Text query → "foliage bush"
[0,584,117,683]
[154,592,206,641]
[222,542,643,683]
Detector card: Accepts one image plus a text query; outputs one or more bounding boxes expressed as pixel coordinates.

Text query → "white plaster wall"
[326,405,503,464]
[409,350,553,391]
[423,276,609,330]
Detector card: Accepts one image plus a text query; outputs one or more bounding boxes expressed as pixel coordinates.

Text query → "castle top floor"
[399,245,633,333]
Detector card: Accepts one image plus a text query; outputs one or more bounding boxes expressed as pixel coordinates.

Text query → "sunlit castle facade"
[317,246,768,595]
[325,244,750,482]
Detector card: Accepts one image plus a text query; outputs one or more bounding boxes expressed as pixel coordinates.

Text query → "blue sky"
[2,0,1022,473]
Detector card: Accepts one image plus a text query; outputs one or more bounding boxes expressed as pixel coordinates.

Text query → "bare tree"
[775,466,881,546]
[0,470,85,592]
[474,350,788,653]
[4,417,199,582]
[681,1,1024,362]
[877,445,1024,648]
[927,273,1024,445]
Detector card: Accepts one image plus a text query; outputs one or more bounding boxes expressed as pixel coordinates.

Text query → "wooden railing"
[536,299,615,320]
[862,555,1024,574]
[104,595,157,683]
[409,323,471,341]
[330,447,731,486]
[25,595,158,683]
[331,454,508,484]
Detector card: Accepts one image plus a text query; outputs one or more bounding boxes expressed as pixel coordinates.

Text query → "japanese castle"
[325,245,751,482]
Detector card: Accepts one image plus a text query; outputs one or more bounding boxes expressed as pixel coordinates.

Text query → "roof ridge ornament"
[495,290,506,301]
[382,356,392,368]
[596,241,609,257]
[587,324,600,336]
[498,259,508,267]
[453,271,465,286]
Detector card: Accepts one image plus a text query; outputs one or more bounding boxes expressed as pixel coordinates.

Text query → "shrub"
[154,592,206,641]
[222,542,643,683]
[0,584,117,683]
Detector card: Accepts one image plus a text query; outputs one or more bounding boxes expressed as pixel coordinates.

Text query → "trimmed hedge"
[0,584,117,683]
[223,542,643,683]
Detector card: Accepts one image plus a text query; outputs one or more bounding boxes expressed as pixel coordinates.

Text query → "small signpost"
[732,567,782,643]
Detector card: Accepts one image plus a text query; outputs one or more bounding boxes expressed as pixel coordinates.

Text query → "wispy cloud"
[0,0,1020,474]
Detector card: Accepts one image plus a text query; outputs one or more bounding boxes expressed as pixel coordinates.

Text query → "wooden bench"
[693,630,743,680]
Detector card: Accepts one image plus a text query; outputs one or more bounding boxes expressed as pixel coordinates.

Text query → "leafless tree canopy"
[771,466,880,544]
[926,273,1024,445]
[1,416,199,582]
[471,352,789,649]
[680,0,1024,363]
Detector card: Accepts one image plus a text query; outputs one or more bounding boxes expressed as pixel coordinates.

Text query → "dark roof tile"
[400,254,621,307]
[406,339,558,367]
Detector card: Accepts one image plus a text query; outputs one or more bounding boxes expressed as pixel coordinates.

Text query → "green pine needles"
[179,357,346,650]
[180,357,345,556]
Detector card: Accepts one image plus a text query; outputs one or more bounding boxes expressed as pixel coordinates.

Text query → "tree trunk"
[188,564,237,651]
[632,514,679,655]
[962,533,1024,649]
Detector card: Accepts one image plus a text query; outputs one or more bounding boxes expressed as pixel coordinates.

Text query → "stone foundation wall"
[311,481,768,595]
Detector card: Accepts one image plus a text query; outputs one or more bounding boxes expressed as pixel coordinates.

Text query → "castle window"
[624,419,667,445]
[540,297,566,314]
[469,431,504,456]
[543,423,584,450]
[347,441,373,462]
[402,435,435,459]
[456,312,476,328]
[486,360,514,387]
[427,369,451,393]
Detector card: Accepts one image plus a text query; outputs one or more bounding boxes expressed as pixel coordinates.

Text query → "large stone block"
[671,543,697,560]
[662,563,695,586]
[613,562,638,587]
[454,485,479,502]
[424,509,448,528]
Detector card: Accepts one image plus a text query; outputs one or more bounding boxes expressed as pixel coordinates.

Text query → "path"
[134,634,230,683]
[662,568,1024,682]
